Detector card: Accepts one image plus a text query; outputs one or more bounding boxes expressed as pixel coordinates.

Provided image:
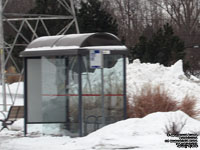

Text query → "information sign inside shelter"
[90,50,103,69]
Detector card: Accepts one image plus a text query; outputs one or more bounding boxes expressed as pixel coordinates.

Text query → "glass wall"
[82,54,124,135]
[27,56,79,135]
[103,55,124,121]
[26,53,125,136]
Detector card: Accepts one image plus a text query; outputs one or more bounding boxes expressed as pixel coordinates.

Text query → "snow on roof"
[82,45,127,50]
[25,46,80,51]
[25,45,127,52]
[21,33,128,57]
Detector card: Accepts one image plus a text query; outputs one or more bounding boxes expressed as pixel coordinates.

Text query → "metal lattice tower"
[0,0,79,111]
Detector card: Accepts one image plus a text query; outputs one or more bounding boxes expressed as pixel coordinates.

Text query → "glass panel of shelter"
[27,56,80,136]
[27,54,124,136]
[82,54,124,135]
[103,55,124,123]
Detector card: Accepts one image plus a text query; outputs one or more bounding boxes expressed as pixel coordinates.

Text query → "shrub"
[164,120,187,135]
[128,85,199,119]
[178,96,200,118]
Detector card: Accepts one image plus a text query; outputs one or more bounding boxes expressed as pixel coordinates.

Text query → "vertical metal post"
[65,57,70,130]
[24,58,27,136]
[101,67,105,126]
[101,52,105,126]
[78,55,82,137]
[0,0,6,111]
[123,55,127,119]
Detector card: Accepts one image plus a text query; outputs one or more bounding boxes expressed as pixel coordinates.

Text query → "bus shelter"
[20,33,128,136]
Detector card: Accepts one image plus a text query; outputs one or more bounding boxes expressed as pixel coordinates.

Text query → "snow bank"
[85,110,200,150]
[81,111,200,141]
[127,59,200,106]
[0,82,23,96]
[1,111,200,150]
[0,82,24,112]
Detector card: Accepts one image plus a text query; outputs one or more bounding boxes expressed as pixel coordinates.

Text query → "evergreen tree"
[27,0,118,36]
[130,24,185,66]
[77,0,118,34]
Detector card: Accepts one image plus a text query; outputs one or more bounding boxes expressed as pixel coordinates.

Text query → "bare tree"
[151,0,200,44]
[151,0,200,75]
[102,0,166,47]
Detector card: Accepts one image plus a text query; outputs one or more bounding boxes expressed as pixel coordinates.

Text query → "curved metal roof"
[20,33,128,57]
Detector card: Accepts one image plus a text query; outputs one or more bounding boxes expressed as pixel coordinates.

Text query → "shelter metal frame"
[0,0,79,111]
[23,54,127,137]
[20,33,128,137]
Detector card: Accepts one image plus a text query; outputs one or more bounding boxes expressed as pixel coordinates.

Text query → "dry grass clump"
[128,85,200,119]
[178,96,200,118]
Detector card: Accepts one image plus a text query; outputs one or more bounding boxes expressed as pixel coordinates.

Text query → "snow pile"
[127,59,200,105]
[1,111,200,150]
[0,82,24,96]
[0,82,23,112]
[69,111,200,150]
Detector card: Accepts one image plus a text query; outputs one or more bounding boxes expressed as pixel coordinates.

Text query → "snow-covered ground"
[1,59,200,150]
[0,111,200,150]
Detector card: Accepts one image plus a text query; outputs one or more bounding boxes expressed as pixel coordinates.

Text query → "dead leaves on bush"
[128,84,200,119]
